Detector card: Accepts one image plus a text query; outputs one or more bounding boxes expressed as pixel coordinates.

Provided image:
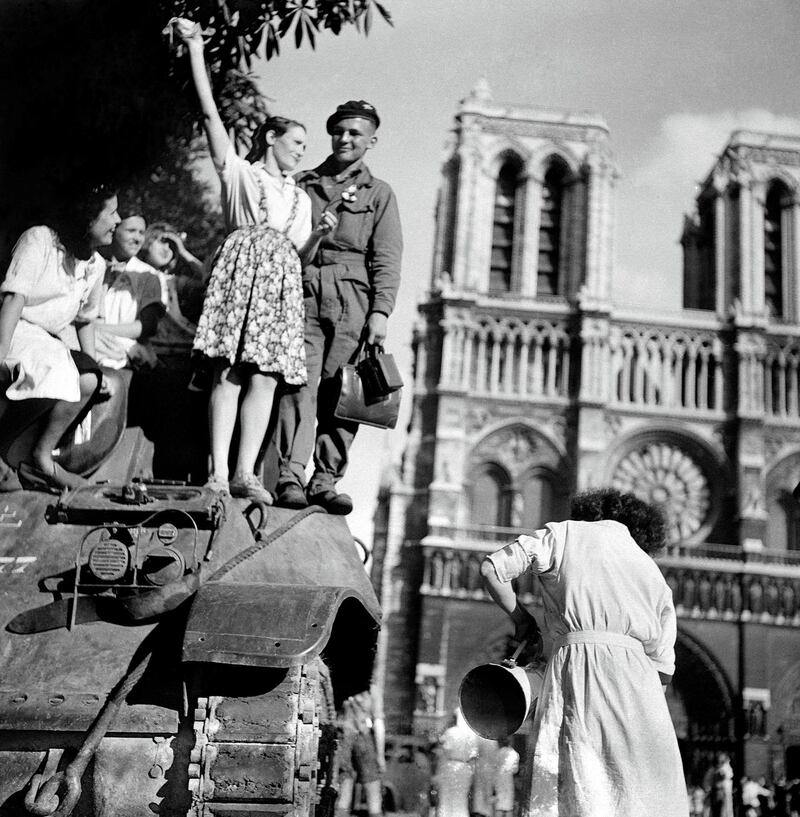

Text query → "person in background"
[470,736,498,817]
[709,753,734,817]
[140,222,205,323]
[335,687,385,817]
[0,184,119,489]
[432,709,477,817]
[94,250,164,370]
[139,221,206,362]
[171,17,336,503]
[493,737,519,817]
[742,776,773,817]
[481,488,686,817]
[274,99,403,515]
[102,213,149,274]
[688,783,708,817]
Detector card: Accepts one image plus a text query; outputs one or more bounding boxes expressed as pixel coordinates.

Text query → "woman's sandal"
[18,461,88,493]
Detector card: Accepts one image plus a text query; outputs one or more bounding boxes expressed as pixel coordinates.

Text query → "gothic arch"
[468,461,512,527]
[466,422,571,529]
[487,151,526,294]
[483,143,530,178]
[603,426,730,545]
[761,170,798,200]
[766,450,800,551]
[773,659,800,744]
[470,418,570,475]
[528,142,582,180]
[672,628,737,783]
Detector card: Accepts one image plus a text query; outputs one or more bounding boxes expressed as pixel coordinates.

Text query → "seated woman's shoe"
[18,461,88,493]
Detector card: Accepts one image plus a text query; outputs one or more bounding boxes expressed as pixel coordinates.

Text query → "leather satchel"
[356,344,404,405]
[335,358,401,430]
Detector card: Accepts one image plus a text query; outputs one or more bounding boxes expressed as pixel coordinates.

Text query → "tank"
[0,370,381,817]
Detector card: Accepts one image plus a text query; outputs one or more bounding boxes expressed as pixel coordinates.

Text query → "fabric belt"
[553,630,643,652]
[315,249,366,267]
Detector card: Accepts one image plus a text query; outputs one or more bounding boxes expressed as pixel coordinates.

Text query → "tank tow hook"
[23,649,152,817]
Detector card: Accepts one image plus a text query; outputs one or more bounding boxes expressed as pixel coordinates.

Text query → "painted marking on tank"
[0,505,22,527]
[0,556,37,573]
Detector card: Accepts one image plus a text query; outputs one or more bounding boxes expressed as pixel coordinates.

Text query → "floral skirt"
[193,224,306,385]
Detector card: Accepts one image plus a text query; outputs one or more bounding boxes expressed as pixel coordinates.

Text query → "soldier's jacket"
[296,157,403,317]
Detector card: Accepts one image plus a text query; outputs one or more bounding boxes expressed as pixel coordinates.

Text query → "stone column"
[751,181,767,316]
[521,173,542,297]
[714,181,727,315]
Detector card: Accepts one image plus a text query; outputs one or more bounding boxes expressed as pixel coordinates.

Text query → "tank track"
[187,659,333,816]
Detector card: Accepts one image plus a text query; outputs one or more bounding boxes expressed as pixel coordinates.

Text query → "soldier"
[335,688,386,817]
[275,100,403,515]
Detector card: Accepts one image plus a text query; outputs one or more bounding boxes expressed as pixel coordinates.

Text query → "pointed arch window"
[519,469,568,529]
[768,491,800,551]
[764,182,788,319]
[538,160,568,296]
[470,464,511,527]
[489,157,522,295]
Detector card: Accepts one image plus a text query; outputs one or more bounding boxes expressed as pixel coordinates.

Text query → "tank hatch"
[44,482,224,528]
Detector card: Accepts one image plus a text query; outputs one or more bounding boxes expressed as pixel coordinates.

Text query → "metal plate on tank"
[183,582,349,667]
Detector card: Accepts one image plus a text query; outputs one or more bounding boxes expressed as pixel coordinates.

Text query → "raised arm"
[162,231,205,278]
[171,18,231,169]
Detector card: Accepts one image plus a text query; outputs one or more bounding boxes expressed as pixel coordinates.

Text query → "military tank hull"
[0,482,380,816]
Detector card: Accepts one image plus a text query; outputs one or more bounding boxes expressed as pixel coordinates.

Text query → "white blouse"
[217,143,312,250]
[2,226,104,333]
[1,226,104,401]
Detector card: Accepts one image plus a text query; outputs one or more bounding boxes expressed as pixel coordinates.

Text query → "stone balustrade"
[608,323,724,414]
[419,532,800,626]
[438,311,572,400]
[434,307,728,417]
[432,305,800,421]
[765,329,800,419]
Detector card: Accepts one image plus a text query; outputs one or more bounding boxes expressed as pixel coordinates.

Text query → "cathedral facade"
[372,83,800,783]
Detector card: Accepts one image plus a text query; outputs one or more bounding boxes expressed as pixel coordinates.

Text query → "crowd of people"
[687,757,800,817]
[0,16,402,513]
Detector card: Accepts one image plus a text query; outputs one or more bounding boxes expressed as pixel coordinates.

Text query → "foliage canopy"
[0,0,391,264]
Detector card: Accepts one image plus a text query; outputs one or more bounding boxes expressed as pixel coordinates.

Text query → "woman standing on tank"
[169,18,337,502]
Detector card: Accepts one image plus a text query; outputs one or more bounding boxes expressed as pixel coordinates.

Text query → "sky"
[237,0,800,542]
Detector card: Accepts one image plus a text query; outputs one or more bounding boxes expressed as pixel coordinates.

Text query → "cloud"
[614,109,800,309]
[630,109,800,211]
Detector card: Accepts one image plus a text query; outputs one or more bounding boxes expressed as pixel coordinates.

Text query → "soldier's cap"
[326,100,380,134]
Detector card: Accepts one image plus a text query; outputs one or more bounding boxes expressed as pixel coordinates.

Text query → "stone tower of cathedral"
[372,84,800,782]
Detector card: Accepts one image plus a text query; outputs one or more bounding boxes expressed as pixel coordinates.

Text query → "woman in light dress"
[0,185,120,489]
[481,488,686,817]
[170,18,336,502]
[432,709,477,817]
[494,737,519,817]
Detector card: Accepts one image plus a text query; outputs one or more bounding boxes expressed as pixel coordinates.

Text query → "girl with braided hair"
[481,488,685,817]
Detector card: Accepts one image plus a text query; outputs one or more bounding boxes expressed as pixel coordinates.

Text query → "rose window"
[611,443,710,543]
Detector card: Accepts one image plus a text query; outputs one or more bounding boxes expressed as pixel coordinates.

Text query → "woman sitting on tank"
[140,221,207,343]
[0,183,120,490]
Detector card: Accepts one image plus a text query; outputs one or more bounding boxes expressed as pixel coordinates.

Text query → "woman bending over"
[481,488,686,817]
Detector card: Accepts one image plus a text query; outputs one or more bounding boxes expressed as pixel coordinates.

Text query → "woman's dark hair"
[244,115,306,164]
[52,182,118,259]
[570,488,667,555]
